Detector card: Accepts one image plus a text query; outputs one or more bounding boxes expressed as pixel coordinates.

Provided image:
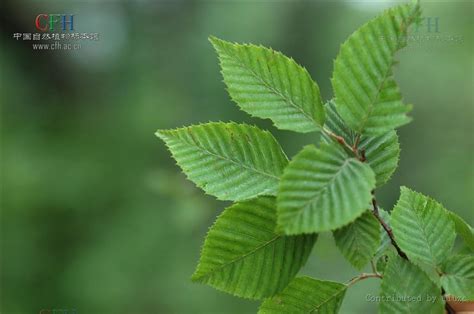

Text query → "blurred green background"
[1,1,473,313]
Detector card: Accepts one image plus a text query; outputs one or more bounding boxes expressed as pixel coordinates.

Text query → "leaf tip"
[208,35,218,44]
[190,271,203,283]
[208,35,225,49]
[399,185,411,194]
[154,129,167,140]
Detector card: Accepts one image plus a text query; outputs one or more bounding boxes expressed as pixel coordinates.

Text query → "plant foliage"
[380,255,444,313]
[156,1,473,312]
[259,277,346,313]
[192,196,316,299]
[331,3,420,135]
[334,210,381,270]
[277,143,375,234]
[210,37,325,133]
[156,122,288,201]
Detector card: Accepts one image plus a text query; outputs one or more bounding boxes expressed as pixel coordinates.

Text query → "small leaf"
[210,36,325,133]
[331,3,421,135]
[322,101,400,187]
[321,100,357,145]
[441,254,474,301]
[334,210,381,269]
[359,130,400,187]
[380,255,444,314]
[375,208,392,257]
[277,142,375,234]
[391,187,456,267]
[156,122,288,201]
[258,276,346,313]
[449,212,474,252]
[192,196,317,300]
[376,254,389,273]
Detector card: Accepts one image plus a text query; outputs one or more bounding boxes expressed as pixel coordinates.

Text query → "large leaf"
[277,142,375,234]
[449,212,474,251]
[331,3,421,135]
[380,255,444,314]
[210,37,325,133]
[156,122,288,201]
[391,187,456,267]
[333,210,381,269]
[259,277,346,313]
[322,101,400,187]
[441,254,474,301]
[192,196,316,300]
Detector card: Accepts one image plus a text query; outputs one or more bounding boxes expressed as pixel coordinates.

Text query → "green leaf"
[277,142,375,234]
[156,122,288,201]
[380,255,444,314]
[359,130,400,187]
[192,196,317,300]
[258,277,346,313]
[210,36,325,133]
[449,212,474,251]
[333,210,381,269]
[322,101,400,187]
[376,254,389,273]
[391,187,456,267]
[441,254,474,301]
[321,100,357,145]
[375,208,392,257]
[331,3,421,135]
[459,243,474,255]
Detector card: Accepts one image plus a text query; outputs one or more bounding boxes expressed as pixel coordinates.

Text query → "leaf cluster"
[157,2,473,313]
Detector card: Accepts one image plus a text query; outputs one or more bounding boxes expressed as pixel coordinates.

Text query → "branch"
[442,288,456,314]
[370,259,379,274]
[353,134,361,151]
[371,196,408,260]
[322,127,362,160]
[372,195,455,314]
[329,127,452,313]
[445,302,455,314]
[346,272,382,287]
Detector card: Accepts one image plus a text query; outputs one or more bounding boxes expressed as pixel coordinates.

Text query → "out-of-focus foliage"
[1,1,472,313]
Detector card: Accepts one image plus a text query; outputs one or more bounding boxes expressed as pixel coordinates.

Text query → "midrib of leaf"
[444,273,468,281]
[443,266,473,280]
[357,66,392,133]
[410,207,439,266]
[309,288,346,314]
[348,222,363,259]
[293,158,352,222]
[196,234,281,281]
[174,132,281,181]
[355,7,418,133]
[220,44,320,128]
